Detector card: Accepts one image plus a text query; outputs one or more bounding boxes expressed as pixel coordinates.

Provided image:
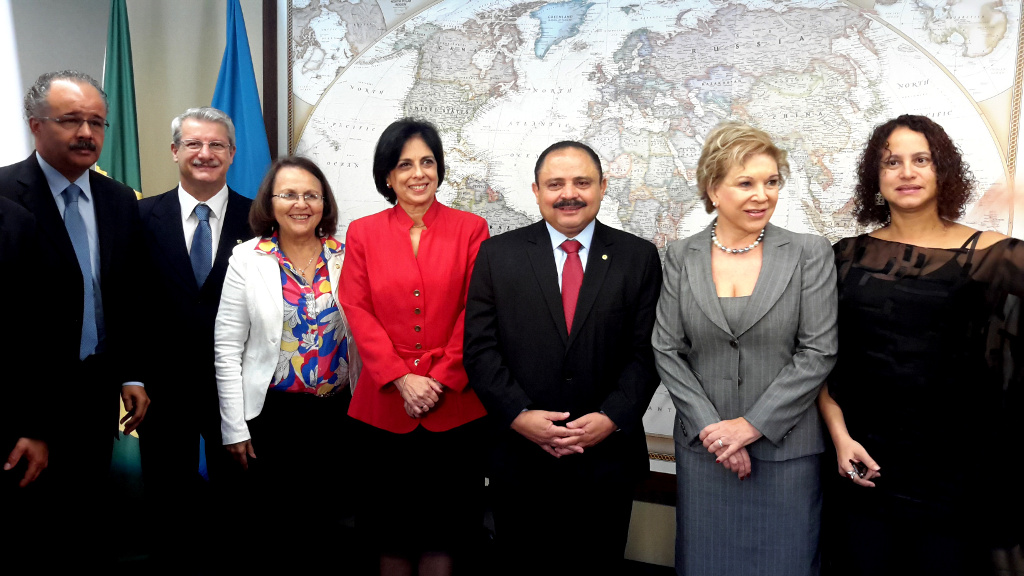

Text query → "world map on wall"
[292,0,1020,441]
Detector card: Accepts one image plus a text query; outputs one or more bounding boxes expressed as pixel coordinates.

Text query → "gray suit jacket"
[653,222,837,461]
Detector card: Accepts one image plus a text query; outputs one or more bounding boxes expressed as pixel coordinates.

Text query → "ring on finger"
[717,439,724,448]
[846,469,857,479]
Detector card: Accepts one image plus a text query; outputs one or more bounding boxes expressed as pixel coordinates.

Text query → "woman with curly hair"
[819,114,1024,575]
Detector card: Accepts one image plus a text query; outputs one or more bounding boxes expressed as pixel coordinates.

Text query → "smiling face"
[172,118,236,199]
[29,79,106,181]
[532,146,607,237]
[272,167,324,243]
[386,136,438,213]
[878,126,938,216]
[708,153,779,243]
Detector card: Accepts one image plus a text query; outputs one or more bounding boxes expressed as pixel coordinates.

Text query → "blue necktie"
[62,184,98,359]
[190,204,213,286]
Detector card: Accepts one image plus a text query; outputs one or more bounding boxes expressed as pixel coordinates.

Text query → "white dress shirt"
[178,184,229,266]
[545,219,596,291]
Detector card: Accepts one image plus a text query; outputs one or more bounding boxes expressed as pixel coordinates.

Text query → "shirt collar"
[255,232,343,258]
[392,198,441,229]
[545,218,596,252]
[37,151,91,202]
[178,184,229,221]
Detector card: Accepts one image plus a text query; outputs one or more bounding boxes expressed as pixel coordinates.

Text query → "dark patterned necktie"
[190,204,213,286]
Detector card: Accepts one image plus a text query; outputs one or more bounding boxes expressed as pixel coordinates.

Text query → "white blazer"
[214,237,357,445]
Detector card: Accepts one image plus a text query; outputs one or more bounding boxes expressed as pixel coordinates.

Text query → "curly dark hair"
[853,114,974,226]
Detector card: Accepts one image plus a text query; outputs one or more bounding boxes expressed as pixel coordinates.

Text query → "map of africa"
[292,0,1021,447]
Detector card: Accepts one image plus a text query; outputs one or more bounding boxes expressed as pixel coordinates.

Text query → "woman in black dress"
[819,114,1024,575]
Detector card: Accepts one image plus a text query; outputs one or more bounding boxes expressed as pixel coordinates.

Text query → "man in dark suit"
[0,196,49,568]
[138,107,251,569]
[0,70,149,565]
[1,197,47,490]
[464,141,663,573]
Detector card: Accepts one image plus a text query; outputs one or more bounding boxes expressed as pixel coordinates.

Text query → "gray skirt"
[675,439,821,576]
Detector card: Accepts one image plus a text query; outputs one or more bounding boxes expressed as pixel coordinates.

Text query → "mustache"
[69,140,96,151]
[553,198,587,209]
[191,159,221,167]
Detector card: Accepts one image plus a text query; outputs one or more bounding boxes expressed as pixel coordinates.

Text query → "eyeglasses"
[179,139,231,153]
[272,192,323,203]
[36,116,109,131]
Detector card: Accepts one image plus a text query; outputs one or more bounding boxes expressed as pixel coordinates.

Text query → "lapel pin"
[236,239,243,244]
[602,254,608,260]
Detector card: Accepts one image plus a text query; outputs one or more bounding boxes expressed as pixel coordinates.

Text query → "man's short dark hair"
[372,118,446,205]
[534,141,603,184]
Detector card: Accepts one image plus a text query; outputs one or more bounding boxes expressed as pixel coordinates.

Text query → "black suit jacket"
[464,219,663,484]
[138,187,252,430]
[0,154,147,431]
[0,196,44,450]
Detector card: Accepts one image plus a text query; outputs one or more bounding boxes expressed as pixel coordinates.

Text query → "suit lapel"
[525,221,569,346]
[13,155,78,267]
[200,190,251,294]
[149,189,198,293]
[565,221,612,349]
[89,171,121,283]
[733,223,797,336]
[214,191,251,271]
[254,244,284,303]
[686,224,732,335]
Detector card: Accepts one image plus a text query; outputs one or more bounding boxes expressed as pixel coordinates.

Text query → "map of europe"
[292,0,1021,442]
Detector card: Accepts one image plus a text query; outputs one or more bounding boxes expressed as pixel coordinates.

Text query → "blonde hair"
[696,122,790,213]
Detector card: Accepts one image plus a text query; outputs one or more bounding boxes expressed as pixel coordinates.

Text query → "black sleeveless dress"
[824,232,1024,575]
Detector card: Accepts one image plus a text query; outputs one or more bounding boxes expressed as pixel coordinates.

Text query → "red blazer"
[341,201,489,433]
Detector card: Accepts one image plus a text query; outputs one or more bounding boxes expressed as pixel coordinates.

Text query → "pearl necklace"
[711,218,765,254]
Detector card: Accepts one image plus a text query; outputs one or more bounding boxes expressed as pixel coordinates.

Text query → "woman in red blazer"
[339,118,489,575]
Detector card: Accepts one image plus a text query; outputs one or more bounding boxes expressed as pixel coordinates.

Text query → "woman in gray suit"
[653,122,838,575]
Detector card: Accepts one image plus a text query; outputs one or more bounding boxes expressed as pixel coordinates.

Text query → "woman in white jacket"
[214,156,359,569]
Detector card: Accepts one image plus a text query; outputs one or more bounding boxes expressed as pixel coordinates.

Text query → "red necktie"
[561,240,583,334]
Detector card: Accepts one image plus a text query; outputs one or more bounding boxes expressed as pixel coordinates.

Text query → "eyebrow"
[882,151,930,158]
[734,173,780,179]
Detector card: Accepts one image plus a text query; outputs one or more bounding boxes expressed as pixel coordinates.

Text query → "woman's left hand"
[718,445,752,480]
[404,400,426,418]
[700,418,763,461]
[396,374,444,416]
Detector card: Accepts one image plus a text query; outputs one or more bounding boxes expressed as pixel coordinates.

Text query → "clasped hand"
[511,410,616,458]
[834,436,881,487]
[396,374,444,418]
[699,417,763,480]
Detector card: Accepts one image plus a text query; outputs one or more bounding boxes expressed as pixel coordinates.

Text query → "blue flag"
[212,0,271,199]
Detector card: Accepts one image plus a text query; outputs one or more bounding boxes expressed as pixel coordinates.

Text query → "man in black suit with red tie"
[464,141,663,574]
[138,107,252,570]
[0,70,150,567]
